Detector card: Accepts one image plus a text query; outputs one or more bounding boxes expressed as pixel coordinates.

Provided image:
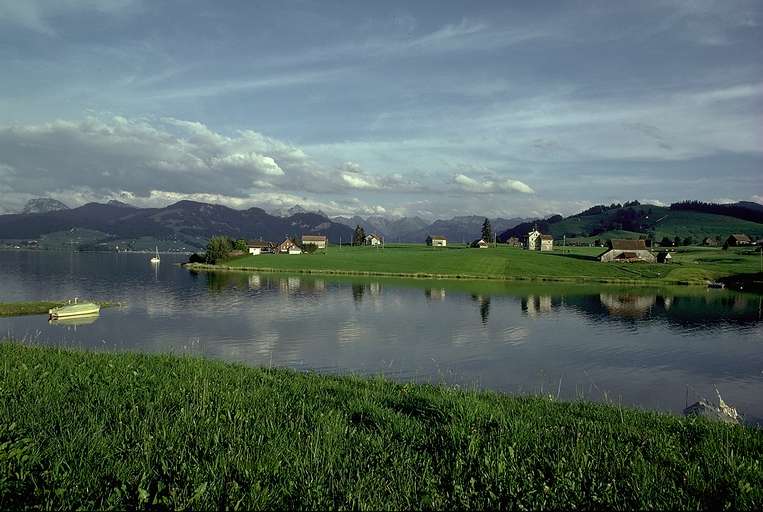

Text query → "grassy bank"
[1,343,761,509]
[0,301,118,317]
[190,245,762,286]
[0,301,67,317]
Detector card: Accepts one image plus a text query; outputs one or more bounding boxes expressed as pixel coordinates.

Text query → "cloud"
[0,116,301,201]
[453,174,534,194]
[0,0,138,34]
[0,114,431,214]
[342,173,379,190]
[499,179,534,194]
[212,153,284,176]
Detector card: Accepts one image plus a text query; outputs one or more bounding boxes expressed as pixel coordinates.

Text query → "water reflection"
[425,288,446,301]
[48,314,100,328]
[521,295,553,318]
[470,294,491,324]
[1,251,762,422]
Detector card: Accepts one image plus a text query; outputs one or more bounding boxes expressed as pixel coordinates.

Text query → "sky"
[0,0,761,219]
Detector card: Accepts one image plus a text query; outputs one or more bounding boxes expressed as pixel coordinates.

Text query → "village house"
[725,234,752,246]
[365,233,383,246]
[471,239,489,249]
[301,234,328,249]
[526,229,554,251]
[247,240,274,255]
[426,235,447,247]
[598,239,656,263]
[277,238,302,254]
[505,236,522,248]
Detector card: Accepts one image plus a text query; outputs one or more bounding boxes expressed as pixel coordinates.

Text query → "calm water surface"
[1,251,762,421]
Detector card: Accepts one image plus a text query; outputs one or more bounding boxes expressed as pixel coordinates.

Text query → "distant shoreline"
[182,262,710,286]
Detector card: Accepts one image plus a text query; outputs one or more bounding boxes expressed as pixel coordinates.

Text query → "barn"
[599,240,656,263]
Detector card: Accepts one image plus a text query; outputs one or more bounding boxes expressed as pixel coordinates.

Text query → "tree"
[682,236,694,246]
[205,236,233,264]
[673,235,682,247]
[481,218,492,242]
[353,225,366,246]
[660,236,673,247]
[233,239,248,252]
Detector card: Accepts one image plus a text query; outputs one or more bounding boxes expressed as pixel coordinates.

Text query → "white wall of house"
[526,230,540,250]
[248,247,261,255]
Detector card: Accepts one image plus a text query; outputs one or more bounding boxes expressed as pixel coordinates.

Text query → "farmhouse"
[702,237,719,247]
[726,234,752,246]
[471,239,489,249]
[657,251,673,263]
[247,240,274,255]
[526,230,554,251]
[302,234,328,249]
[277,238,302,254]
[426,235,447,247]
[598,239,656,263]
[365,233,383,246]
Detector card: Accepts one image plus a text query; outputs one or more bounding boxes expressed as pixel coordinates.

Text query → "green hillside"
[544,205,763,242]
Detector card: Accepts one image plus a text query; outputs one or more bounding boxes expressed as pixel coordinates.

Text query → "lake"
[1,250,762,422]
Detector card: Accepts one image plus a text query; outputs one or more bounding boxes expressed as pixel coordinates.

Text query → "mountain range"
[3,197,760,252]
[0,199,354,251]
[2,198,530,249]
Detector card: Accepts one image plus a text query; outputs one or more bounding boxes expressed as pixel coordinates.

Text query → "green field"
[196,244,762,285]
[1,343,761,509]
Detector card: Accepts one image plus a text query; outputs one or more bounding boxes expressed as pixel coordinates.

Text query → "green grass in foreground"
[1,343,761,510]
[214,244,761,284]
[0,301,118,317]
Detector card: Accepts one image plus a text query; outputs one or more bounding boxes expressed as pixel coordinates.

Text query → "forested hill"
[499,201,763,243]
[669,201,763,224]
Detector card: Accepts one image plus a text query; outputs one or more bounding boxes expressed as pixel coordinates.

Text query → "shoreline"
[183,262,713,287]
[0,300,123,317]
[1,342,760,509]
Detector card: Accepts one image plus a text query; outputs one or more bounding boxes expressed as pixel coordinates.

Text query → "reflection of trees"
[471,294,491,324]
[206,272,247,292]
[352,283,365,304]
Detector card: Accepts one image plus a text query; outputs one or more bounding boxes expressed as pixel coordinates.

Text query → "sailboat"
[150,246,161,264]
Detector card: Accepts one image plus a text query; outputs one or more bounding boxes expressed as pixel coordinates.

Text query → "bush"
[188,253,205,264]
[303,244,318,254]
[205,236,233,264]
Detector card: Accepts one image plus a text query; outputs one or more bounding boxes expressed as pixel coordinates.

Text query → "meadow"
[1,342,761,509]
[201,244,762,285]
